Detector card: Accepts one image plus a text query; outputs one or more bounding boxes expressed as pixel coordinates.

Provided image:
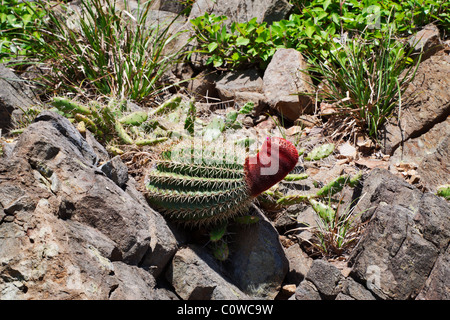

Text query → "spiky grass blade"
[23,0,187,102]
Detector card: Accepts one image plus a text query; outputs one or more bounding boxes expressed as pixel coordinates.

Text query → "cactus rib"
[146,184,252,224]
[146,169,247,192]
[155,160,245,179]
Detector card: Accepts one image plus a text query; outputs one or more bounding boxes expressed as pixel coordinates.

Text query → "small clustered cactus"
[49,96,183,154]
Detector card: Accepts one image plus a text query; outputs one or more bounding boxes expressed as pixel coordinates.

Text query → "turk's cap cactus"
[145,136,299,226]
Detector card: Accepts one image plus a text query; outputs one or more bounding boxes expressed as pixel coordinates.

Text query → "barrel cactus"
[145,137,299,226]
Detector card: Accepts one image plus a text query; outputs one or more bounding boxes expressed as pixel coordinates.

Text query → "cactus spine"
[145,137,299,226]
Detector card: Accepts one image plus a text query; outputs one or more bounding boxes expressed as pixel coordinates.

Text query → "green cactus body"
[315,175,350,197]
[145,156,252,225]
[119,111,148,126]
[304,143,335,161]
[51,97,91,115]
[145,137,299,226]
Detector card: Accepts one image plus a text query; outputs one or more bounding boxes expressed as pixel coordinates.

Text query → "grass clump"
[308,195,366,258]
[24,0,187,104]
[307,26,420,140]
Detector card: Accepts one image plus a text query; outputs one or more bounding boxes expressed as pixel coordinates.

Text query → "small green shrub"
[191,0,449,70]
[0,0,45,63]
[190,13,278,70]
[310,196,365,257]
[289,0,450,35]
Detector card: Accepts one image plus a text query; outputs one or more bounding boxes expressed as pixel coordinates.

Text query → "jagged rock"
[293,280,322,300]
[414,192,450,251]
[263,48,314,121]
[131,175,178,278]
[215,69,266,112]
[289,169,450,301]
[166,245,249,300]
[416,245,450,300]
[189,0,292,26]
[0,111,178,299]
[381,49,450,156]
[305,259,343,299]
[226,206,289,299]
[415,122,449,192]
[408,23,443,61]
[349,202,440,300]
[84,130,110,163]
[108,261,171,300]
[0,64,40,132]
[354,168,423,222]
[99,155,129,189]
[335,293,355,300]
[284,243,313,285]
[338,277,376,300]
[348,171,449,300]
[390,116,449,192]
[355,169,450,247]
[13,113,152,264]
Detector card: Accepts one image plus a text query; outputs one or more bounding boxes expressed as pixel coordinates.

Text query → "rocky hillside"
[0,0,449,300]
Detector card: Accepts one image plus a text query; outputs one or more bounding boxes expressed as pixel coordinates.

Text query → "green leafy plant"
[306,27,420,139]
[290,0,450,36]
[436,184,450,200]
[190,13,278,69]
[24,0,187,103]
[192,0,448,71]
[0,0,45,63]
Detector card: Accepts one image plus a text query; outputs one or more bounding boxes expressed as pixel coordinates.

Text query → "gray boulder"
[226,206,289,299]
[166,245,249,300]
[348,168,450,300]
[354,168,423,222]
[382,49,450,156]
[408,23,443,61]
[99,155,129,189]
[293,280,321,300]
[338,277,376,300]
[189,0,292,26]
[263,48,315,121]
[416,245,450,300]
[284,243,313,285]
[305,259,342,299]
[0,64,39,132]
[349,202,440,300]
